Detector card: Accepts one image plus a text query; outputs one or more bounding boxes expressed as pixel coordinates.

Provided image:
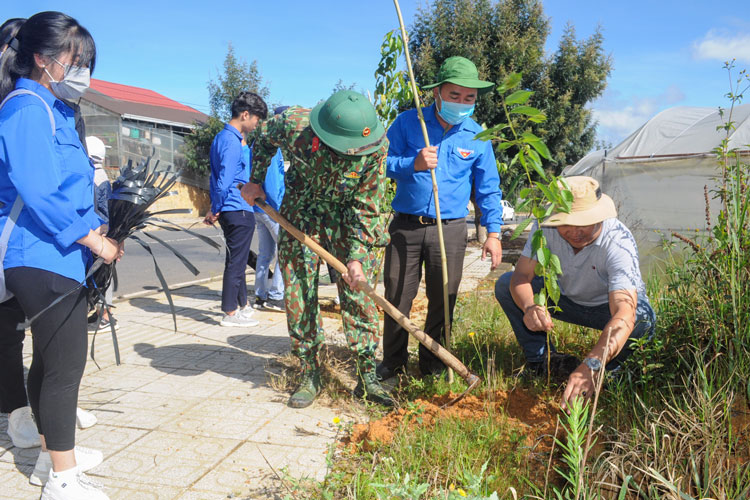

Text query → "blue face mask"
[437,93,475,125]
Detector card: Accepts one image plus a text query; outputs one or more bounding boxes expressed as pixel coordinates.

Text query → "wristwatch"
[583,357,602,372]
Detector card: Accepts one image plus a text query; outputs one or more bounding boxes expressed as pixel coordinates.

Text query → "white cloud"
[692,30,750,63]
[590,85,687,146]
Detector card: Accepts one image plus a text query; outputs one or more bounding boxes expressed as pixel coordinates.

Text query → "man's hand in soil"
[561,363,595,412]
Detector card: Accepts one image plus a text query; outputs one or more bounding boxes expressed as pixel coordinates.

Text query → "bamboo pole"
[253,198,479,395]
[393,0,454,383]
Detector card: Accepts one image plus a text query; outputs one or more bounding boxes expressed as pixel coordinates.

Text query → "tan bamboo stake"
[251,197,480,401]
[393,0,454,383]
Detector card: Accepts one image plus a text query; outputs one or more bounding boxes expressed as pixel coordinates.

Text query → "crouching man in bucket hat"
[494,176,656,409]
[241,91,393,408]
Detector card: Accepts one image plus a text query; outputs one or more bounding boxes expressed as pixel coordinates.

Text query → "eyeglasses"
[52,57,87,76]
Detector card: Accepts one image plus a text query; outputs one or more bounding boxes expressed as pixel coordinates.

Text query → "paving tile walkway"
[0,239,501,499]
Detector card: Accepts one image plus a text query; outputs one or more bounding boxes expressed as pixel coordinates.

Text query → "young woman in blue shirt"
[0,11,121,500]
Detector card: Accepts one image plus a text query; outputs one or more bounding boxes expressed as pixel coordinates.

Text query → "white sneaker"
[76,408,98,429]
[238,306,256,319]
[220,312,259,327]
[31,446,103,486]
[7,406,41,448]
[40,467,109,500]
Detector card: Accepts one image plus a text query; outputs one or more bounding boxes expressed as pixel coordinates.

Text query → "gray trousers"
[382,215,467,374]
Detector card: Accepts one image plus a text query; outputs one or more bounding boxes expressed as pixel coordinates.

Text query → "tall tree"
[185,43,269,175]
[408,0,611,187]
[332,79,359,94]
[207,42,269,121]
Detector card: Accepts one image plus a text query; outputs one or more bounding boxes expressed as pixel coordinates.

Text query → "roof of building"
[83,79,208,129]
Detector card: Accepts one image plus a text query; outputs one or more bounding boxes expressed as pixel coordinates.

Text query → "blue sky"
[7,0,750,149]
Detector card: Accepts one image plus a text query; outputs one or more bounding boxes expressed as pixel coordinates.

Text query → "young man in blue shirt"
[205,91,267,327]
[378,56,505,379]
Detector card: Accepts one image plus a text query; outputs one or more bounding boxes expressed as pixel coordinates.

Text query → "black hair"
[0,18,25,50]
[0,11,96,101]
[230,91,268,120]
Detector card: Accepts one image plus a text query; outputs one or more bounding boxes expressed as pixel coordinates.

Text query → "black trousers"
[218,210,255,313]
[4,267,87,451]
[382,216,467,374]
[0,296,28,413]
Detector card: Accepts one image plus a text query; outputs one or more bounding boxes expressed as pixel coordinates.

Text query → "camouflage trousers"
[278,214,381,373]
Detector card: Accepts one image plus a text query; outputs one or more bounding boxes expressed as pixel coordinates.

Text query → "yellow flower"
[468,331,475,337]
[458,488,467,497]
[332,417,341,424]
[449,483,455,491]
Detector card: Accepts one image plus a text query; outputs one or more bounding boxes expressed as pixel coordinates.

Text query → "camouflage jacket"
[250,105,389,262]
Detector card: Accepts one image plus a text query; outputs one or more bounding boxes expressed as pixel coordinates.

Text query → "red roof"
[90,79,199,113]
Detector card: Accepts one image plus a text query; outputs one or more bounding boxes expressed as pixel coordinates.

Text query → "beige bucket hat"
[542,176,617,227]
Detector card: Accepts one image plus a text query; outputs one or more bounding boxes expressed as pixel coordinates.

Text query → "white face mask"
[44,57,90,100]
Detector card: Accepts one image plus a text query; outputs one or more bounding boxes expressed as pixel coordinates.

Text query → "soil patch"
[344,387,559,453]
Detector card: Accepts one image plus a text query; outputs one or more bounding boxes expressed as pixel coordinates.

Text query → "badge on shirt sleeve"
[379,156,386,175]
[457,147,474,158]
[344,171,360,179]
[312,137,320,153]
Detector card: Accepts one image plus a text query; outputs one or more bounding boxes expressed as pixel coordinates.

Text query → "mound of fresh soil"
[344,387,559,453]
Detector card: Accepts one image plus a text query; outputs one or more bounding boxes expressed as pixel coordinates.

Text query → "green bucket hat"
[422,56,494,95]
[309,90,386,156]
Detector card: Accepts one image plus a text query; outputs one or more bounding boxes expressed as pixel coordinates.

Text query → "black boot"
[288,369,322,408]
[354,366,395,407]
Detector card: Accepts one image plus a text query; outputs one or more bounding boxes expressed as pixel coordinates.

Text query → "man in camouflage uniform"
[241,90,393,408]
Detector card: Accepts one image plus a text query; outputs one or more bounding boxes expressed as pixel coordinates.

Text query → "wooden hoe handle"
[253,197,480,393]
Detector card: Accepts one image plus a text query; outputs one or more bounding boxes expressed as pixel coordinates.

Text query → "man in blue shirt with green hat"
[378,56,505,379]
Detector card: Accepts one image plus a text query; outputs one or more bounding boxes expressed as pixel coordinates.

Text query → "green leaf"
[519,187,532,199]
[503,72,522,91]
[536,246,549,266]
[495,141,515,151]
[534,289,546,306]
[549,254,563,275]
[474,123,508,141]
[537,181,554,202]
[529,139,552,160]
[532,205,547,219]
[511,216,534,239]
[531,229,546,252]
[505,90,533,105]
[527,113,547,123]
[548,278,561,304]
[525,151,547,179]
[527,149,543,169]
[521,131,542,142]
[509,105,541,116]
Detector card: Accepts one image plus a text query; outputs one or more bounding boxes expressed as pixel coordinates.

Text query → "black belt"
[395,212,463,225]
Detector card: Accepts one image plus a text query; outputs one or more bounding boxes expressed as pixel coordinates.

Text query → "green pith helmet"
[309,90,386,156]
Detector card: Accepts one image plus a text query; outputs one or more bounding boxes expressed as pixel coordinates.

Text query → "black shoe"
[252,297,265,310]
[263,298,285,312]
[87,312,98,324]
[354,370,395,406]
[517,352,581,382]
[375,362,405,382]
[88,316,118,333]
[515,360,545,380]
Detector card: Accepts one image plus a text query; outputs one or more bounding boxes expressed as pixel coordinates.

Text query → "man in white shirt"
[494,176,656,409]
